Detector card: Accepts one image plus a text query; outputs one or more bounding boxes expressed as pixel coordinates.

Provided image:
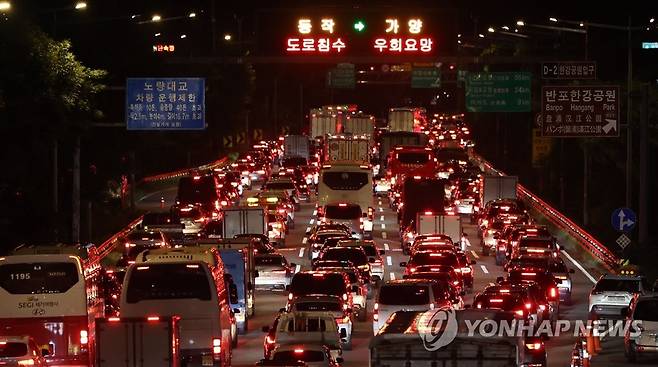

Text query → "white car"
[289,295,354,350]
[625,294,658,362]
[254,254,294,290]
[373,280,446,334]
[0,336,48,367]
[589,275,647,319]
[264,344,342,367]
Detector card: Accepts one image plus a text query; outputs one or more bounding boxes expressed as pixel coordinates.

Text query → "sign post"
[126,78,205,130]
[465,72,531,112]
[541,86,620,137]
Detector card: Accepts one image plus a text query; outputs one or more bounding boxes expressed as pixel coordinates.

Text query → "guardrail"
[89,215,144,266]
[139,157,230,184]
[470,152,619,273]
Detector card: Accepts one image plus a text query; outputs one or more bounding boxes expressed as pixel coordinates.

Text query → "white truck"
[310,110,338,138]
[416,213,463,249]
[343,114,375,138]
[95,316,181,367]
[482,175,519,206]
[325,135,370,164]
[221,207,267,239]
[283,135,310,161]
[388,108,415,132]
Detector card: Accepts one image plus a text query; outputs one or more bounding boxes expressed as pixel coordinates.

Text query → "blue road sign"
[126,78,205,130]
[611,207,636,233]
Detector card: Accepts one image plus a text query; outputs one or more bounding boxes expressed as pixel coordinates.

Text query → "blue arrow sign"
[611,207,636,233]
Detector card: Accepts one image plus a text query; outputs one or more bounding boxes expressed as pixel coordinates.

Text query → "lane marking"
[381,223,386,230]
[379,207,383,213]
[380,215,385,222]
[313,210,317,216]
[298,248,305,258]
[562,250,597,284]
[302,237,308,244]
[386,256,393,266]
[378,200,382,205]
[470,250,479,259]
[389,272,396,280]
[279,248,296,251]
[391,248,402,252]
[384,243,390,251]
[480,265,489,274]
[382,232,388,239]
[306,227,311,233]
[309,219,314,225]
[464,237,472,247]
[295,264,301,273]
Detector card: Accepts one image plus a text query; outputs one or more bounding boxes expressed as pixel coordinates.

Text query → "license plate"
[202,355,214,366]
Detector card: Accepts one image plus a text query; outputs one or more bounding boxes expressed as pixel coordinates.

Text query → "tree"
[0,18,106,247]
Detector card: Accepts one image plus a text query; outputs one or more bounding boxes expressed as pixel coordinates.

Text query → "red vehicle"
[387,146,436,184]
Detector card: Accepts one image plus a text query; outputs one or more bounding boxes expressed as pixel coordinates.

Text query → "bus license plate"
[202,355,214,366]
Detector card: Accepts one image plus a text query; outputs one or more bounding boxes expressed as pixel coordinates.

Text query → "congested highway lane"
[136,180,598,367]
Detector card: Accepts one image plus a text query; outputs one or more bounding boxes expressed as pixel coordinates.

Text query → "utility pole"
[72,135,80,244]
[273,78,278,137]
[583,142,589,226]
[638,83,648,246]
[129,151,136,211]
[625,16,633,208]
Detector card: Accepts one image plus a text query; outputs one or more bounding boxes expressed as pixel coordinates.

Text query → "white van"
[121,256,234,366]
[265,311,343,361]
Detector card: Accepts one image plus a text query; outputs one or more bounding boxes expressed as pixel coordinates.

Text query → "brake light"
[490,299,503,303]
[278,209,286,214]
[17,360,35,366]
[80,329,88,345]
[294,348,304,354]
[147,316,160,322]
[288,293,293,300]
[539,304,547,312]
[525,342,543,350]
[257,170,266,174]
[338,203,348,207]
[108,317,121,322]
[521,272,537,276]
[342,293,348,301]
[461,267,471,273]
[265,335,275,345]
[424,211,433,215]
[409,267,416,273]
[212,338,221,358]
[525,302,533,310]
[220,200,228,206]
[193,176,201,180]
[549,287,558,298]
[515,310,525,316]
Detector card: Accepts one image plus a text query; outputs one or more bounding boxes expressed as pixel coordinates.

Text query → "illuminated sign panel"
[153,44,175,53]
[257,9,454,57]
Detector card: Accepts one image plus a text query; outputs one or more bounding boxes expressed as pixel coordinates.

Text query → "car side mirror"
[268,225,273,231]
[336,357,344,364]
[233,308,241,314]
[340,328,348,338]
[285,285,290,291]
[379,250,385,255]
[399,262,407,267]
[261,325,270,333]
[470,260,477,265]
[569,269,575,274]
[41,349,50,357]
[369,258,376,263]
[352,231,357,235]
[496,276,504,284]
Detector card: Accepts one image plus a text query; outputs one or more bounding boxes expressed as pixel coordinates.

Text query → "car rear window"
[0,342,27,357]
[325,205,362,219]
[273,350,325,363]
[520,239,553,248]
[265,182,295,190]
[321,249,367,266]
[475,294,524,310]
[322,172,369,190]
[410,252,458,267]
[594,279,641,293]
[0,262,79,294]
[126,264,212,303]
[290,274,346,296]
[396,152,430,164]
[293,301,342,312]
[378,284,430,305]
[282,157,308,167]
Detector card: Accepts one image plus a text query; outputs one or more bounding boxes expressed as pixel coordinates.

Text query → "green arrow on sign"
[353,20,366,32]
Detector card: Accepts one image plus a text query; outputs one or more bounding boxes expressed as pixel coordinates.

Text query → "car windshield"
[126,263,212,303]
[294,301,342,312]
[594,279,641,293]
[290,273,346,296]
[0,342,27,357]
[325,205,361,219]
[256,256,285,267]
[520,239,553,248]
[321,249,368,266]
[396,152,430,164]
[282,157,308,167]
[379,284,430,305]
[634,299,658,321]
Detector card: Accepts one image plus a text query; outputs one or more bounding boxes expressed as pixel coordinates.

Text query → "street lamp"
[74,2,87,10]
[189,12,196,18]
[0,1,11,11]
[151,14,161,22]
[487,27,495,33]
[224,33,232,41]
[180,34,187,39]
[650,18,655,23]
[549,17,558,22]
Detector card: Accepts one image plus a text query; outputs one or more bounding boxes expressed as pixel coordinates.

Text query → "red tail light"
[265,335,275,345]
[147,316,160,322]
[549,287,558,299]
[80,330,88,345]
[525,302,533,310]
[212,338,221,359]
[108,317,121,322]
[525,342,543,350]
[373,303,379,321]
[288,293,293,301]
[515,309,525,316]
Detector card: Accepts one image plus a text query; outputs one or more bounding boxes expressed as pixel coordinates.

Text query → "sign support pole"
[583,143,589,226]
[639,83,648,247]
[625,16,633,208]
